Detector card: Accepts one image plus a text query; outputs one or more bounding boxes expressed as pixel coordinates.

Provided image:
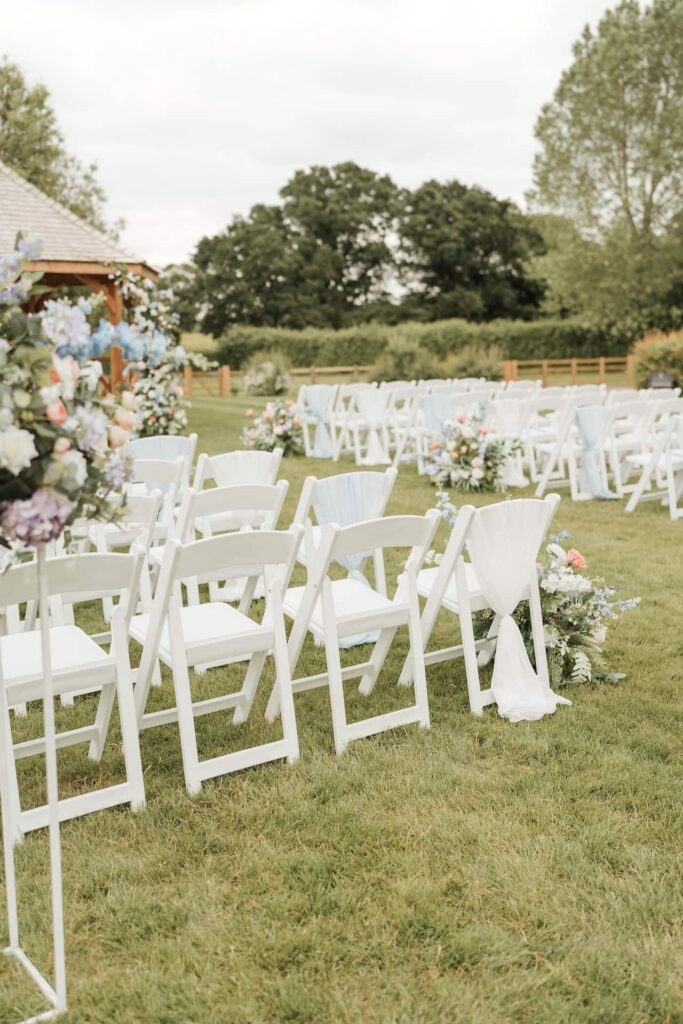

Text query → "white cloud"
[3,0,613,266]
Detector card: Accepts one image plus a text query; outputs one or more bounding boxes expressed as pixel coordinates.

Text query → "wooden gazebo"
[0,158,157,322]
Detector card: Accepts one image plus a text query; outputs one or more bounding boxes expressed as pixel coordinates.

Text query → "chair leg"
[271,588,299,764]
[171,660,202,795]
[88,682,117,762]
[358,626,397,696]
[115,661,146,812]
[232,651,267,724]
[321,581,349,755]
[455,563,484,715]
[407,572,430,729]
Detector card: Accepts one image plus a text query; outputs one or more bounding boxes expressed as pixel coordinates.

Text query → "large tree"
[530,0,683,329]
[0,56,111,232]
[400,180,545,321]
[194,203,326,333]
[194,162,401,334]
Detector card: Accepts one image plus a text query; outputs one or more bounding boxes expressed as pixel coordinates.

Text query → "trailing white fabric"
[305,385,336,458]
[466,500,571,722]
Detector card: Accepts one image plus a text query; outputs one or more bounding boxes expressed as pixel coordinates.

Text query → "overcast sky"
[4,0,613,268]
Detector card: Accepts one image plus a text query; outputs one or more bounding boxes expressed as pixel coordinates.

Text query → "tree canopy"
[191,163,544,335]
[0,56,113,233]
[530,0,683,331]
[400,179,545,321]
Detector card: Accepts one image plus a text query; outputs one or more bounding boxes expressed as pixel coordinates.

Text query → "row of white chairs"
[1,438,567,843]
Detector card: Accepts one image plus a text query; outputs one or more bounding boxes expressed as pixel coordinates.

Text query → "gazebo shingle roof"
[0,158,149,267]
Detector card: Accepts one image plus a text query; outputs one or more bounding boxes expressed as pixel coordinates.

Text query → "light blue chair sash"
[313,472,388,648]
[575,406,617,500]
[304,385,336,458]
[128,435,194,495]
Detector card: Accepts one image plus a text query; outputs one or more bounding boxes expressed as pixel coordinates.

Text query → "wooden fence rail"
[102,350,636,395]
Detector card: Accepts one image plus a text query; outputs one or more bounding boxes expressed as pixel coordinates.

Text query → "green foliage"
[445,343,504,381]
[0,57,113,233]
[400,179,545,321]
[242,350,292,396]
[631,330,683,386]
[192,163,546,335]
[530,0,683,330]
[216,316,633,370]
[371,337,440,383]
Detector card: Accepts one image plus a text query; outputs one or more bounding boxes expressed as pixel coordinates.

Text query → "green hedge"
[216,318,634,368]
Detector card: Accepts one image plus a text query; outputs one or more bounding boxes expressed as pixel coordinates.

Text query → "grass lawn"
[1,395,681,1024]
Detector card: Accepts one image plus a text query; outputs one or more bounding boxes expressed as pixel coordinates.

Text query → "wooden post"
[310,367,317,384]
[183,365,193,396]
[110,345,123,391]
[541,360,548,387]
[218,365,230,397]
[502,359,517,382]
[570,358,578,384]
[598,357,606,384]
[626,354,635,388]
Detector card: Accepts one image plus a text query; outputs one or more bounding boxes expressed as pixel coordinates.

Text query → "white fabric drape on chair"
[355,390,391,465]
[466,501,572,722]
[575,406,617,500]
[312,473,389,647]
[491,400,527,487]
[304,385,336,458]
[127,435,194,461]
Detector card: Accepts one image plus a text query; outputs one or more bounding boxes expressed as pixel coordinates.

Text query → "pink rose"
[46,399,67,425]
[53,437,71,454]
[429,441,440,451]
[245,408,254,417]
[108,425,128,448]
[567,548,587,570]
[457,415,466,423]
[479,425,490,435]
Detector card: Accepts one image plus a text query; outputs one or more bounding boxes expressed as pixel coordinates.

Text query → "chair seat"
[130,602,272,665]
[284,578,403,639]
[1,626,114,700]
[416,562,489,613]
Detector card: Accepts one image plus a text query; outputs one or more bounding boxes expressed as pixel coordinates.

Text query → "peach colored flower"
[460,445,468,454]
[46,400,67,425]
[567,548,587,570]
[457,415,466,423]
[429,441,440,450]
[245,408,254,417]
[108,425,128,448]
[53,437,71,454]
[114,408,135,431]
[479,425,490,435]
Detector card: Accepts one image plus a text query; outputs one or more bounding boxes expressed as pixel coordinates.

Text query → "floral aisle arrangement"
[241,400,304,455]
[425,494,640,687]
[425,414,521,492]
[0,239,135,558]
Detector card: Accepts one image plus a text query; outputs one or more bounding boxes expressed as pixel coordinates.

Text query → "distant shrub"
[631,331,683,388]
[216,317,634,370]
[242,350,292,395]
[445,343,504,381]
[371,337,441,383]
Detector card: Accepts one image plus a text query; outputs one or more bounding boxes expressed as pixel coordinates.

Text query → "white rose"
[59,449,88,491]
[0,425,38,475]
[51,354,80,401]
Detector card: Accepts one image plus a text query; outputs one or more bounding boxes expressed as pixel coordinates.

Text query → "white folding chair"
[297,383,338,459]
[129,457,184,535]
[399,495,569,719]
[131,527,303,795]
[625,409,683,518]
[127,432,197,487]
[268,512,440,755]
[0,550,146,837]
[168,480,289,609]
[387,385,421,466]
[332,382,378,458]
[504,379,542,394]
[292,468,398,599]
[349,388,392,466]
